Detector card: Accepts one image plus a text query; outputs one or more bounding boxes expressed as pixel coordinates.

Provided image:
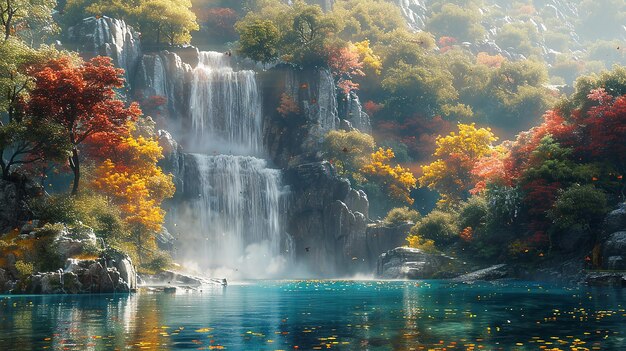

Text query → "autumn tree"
[361,147,417,206]
[25,56,141,194]
[420,123,497,205]
[89,120,175,263]
[0,39,70,179]
[323,129,375,178]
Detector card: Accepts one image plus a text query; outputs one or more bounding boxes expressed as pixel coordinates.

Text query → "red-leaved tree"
[26,56,141,194]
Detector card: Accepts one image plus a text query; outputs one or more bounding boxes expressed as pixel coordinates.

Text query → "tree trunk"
[69,146,80,195]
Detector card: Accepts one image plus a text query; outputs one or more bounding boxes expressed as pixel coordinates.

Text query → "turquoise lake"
[1,280,625,350]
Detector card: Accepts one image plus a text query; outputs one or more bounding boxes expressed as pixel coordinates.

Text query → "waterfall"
[189,52,262,155]
[170,51,291,278]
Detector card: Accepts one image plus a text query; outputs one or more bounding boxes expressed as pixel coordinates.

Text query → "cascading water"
[189,52,262,155]
[170,52,291,279]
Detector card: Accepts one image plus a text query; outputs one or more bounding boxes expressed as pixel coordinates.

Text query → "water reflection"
[1,281,625,350]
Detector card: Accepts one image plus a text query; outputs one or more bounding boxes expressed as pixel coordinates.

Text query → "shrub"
[406,235,438,253]
[458,196,488,231]
[410,210,458,246]
[14,260,34,277]
[140,250,172,274]
[548,184,609,232]
[384,207,421,226]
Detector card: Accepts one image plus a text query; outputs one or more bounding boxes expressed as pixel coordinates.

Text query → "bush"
[30,194,128,246]
[139,250,172,274]
[410,210,458,246]
[14,260,34,277]
[548,184,609,232]
[458,196,488,231]
[406,235,438,253]
[384,207,421,226]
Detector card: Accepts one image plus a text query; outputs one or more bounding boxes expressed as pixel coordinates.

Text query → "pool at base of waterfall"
[1,280,625,350]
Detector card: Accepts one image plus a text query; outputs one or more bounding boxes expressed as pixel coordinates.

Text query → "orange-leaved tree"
[26,56,141,194]
[89,121,175,262]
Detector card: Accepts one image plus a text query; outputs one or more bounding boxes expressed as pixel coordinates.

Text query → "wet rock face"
[377,247,457,279]
[285,162,370,275]
[133,51,194,131]
[604,203,626,236]
[67,16,141,85]
[261,65,340,168]
[338,91,371,133]
[603,232,626,271]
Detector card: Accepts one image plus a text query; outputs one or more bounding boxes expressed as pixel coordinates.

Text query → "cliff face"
[65,16,387,276]
[66,16,142,86]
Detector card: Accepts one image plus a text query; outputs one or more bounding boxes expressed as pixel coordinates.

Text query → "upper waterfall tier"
[189,51,263,155]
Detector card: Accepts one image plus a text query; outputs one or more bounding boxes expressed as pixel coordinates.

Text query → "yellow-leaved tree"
[419,123,497,206]
[90,121,175,263]
[361,148,417,205]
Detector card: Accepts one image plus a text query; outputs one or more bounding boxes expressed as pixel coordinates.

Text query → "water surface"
[1,280,625,350]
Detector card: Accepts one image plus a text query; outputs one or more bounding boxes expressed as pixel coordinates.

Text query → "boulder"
[52,225,98,261]
[604,203,626,236]
[365,223,412,270]
[585,272,626,287]
[452,264,509,283]
[602,231,626,270]
[377,247,457,279]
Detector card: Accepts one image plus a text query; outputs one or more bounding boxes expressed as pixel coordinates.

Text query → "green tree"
[426,3,485,42]
[0,39,70,179]
[0,0,56,41]
[136,0,198,45]
[236,19,280,63]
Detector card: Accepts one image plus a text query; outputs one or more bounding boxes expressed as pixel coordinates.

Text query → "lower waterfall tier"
[167,153,292,278]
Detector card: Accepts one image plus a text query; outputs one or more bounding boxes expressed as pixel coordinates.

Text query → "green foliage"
[427,3,485,42]
[457,196,488,231]
[323,129,375,178]
[577,0,626,41]
[236,0,336,66]
[236,19,280,63]
[495,22,538,58]
[521,136,597,185]
[410,210,458,247]
[0,0,57,42]
[384,207,421,226]
[62,0,198,44]
[330,0,406,42]
[139,250,172,274]
[14,260,33,277]
[29,194,128,245]
[548,184,609,233]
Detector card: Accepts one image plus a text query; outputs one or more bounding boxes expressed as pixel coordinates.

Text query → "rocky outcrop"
[602,231,626,271]
[338,91,371,133]
[133,51,194,130]
[365,222,412,270]
[262,65,340,168]
[158,129,185,190]
[452,264,509,282]
[377,247,458,279]
[66,16,141,85]
[604,203,626,236]
[0,178,43,233]
[140,270,223,287]
[585,272,626,287]
[285,161,371,275]
[14,253,137,294]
